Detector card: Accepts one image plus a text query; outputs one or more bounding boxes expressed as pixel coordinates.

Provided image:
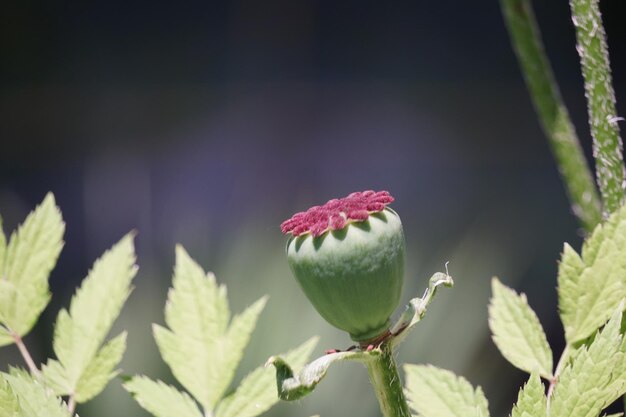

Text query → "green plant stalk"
[364,343,411,417]
[12,332,41,378]
[546,345,571,410]
[67,397,76,415]
[570,0,625,214]
[501,0,602,232]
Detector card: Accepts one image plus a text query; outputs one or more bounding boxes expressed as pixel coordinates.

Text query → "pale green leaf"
[0,193,64,345]
[47,233,136,401]
[267,346,367,402]
[0,325,12,347]
[215,337,318,417]
[511,374,546,417]
[390,270,454,348]
[558,244,586,343]
[551,311,626,417]
[3,368,70,417]
[0,374,20,417]
[0,215,6,277]
[0,280,17,346]
[123,376,203,417]
[153,245,267,411]
[219,296,267,398]
[41,359,70,396]
[404,364,490,417]
[488,278,553,378]
[74,331,127,402]
[558,205,626,343]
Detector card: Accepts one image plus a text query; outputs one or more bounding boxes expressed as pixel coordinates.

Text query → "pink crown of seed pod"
[281,190,395,237]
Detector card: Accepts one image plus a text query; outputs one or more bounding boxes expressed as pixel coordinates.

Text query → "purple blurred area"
[1,0,625,416]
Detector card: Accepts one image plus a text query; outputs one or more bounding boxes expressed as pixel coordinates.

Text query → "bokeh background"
[1,1,625,416]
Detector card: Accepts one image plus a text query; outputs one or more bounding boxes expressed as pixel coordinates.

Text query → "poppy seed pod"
[281,191,405,342]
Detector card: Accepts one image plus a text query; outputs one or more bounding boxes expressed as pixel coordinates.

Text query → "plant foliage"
[550,311,626,417]
[510,374,546,417]
[42,233,137,403]
[0,193,64,346]
[1,368,71,417]
[488,278,553,379]
[0,195,137,416]
[0,196,315,417]
[558,205,626,344]
[405,205,626,417]
[404,364,489,417]
[124,245,317,417]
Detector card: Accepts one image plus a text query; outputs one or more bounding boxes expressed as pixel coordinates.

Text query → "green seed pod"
[281,191,405,342]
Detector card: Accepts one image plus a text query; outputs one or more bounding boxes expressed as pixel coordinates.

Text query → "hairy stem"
[12,333,41,378]
[570,0,625,214]
[501,0,602,232]
[365,343,411,417]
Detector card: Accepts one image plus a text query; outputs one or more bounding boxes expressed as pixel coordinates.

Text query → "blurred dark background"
[1,1,625,416]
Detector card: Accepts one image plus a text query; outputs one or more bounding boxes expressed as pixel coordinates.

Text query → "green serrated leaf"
[511,374,546,417]
[220,296,267,395]
[0,325,12,347]
[3,368,70,417]
[551,310,626,417]
[74,331,127,402]
[153,245,267,411]
[0,374,20,417]
[215,337,318,417]
[0,215,6,277]
[45,233,136,402]
[0,193,64,346]
[558,205,626,343]
[41,359,70,397]
[123,376,203,417]
[404,364,490,417]
[488,278,553,378]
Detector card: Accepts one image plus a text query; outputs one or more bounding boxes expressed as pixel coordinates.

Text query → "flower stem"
[547,345,571,410]
[500,0,602,232]
[67,396,76,415]
[12,332,41,378]
[570,0,625,214]
[365,342,411,417]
